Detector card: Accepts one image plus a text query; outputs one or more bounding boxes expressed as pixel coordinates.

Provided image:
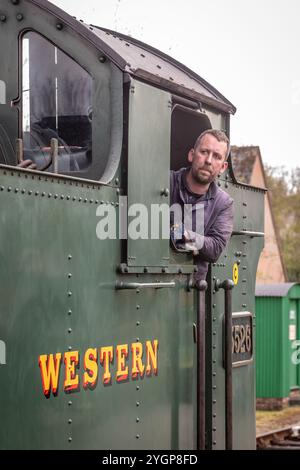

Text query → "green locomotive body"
[0,0,264,450]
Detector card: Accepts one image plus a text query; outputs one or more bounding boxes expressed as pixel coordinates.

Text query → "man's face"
[188,134,228,185]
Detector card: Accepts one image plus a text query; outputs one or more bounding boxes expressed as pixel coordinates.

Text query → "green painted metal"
[0,168,196,449]
[0,0,267,452]
[127,80,171,267]
[256,284,300,399]
[206,178,264,450]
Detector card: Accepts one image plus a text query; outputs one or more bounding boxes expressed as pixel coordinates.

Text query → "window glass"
[22,31,92,173]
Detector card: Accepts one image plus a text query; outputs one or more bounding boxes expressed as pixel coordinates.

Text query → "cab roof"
[28,0,236,114]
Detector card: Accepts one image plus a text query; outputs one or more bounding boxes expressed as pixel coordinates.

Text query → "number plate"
[229,312,253,367]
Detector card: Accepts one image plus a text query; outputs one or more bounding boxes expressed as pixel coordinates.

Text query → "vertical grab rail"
[215,279,235,450]
[194,279,208,450]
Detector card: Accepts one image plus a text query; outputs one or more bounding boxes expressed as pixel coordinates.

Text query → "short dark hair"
[194,129,230,160]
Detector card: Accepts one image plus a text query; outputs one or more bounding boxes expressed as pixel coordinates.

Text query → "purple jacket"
[170,168,234,280]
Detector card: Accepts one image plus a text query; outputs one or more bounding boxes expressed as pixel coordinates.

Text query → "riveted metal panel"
[206,177,264,450]
[0,168,196,449]
[127,79,171,267]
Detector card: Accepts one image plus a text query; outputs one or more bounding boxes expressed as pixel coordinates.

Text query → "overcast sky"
[52,0,300,171]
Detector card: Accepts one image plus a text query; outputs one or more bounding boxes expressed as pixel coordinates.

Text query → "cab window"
[22,31,92,173]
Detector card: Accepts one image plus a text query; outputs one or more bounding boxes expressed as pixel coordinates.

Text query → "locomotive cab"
[0,0,265,451]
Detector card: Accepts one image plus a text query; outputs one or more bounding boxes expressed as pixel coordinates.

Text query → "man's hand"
[17,159,37,170]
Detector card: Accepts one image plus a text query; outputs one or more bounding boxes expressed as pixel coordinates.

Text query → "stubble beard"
[191,167,214,185]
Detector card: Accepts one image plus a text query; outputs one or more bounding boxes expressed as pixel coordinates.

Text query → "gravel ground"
[256,406,300,435]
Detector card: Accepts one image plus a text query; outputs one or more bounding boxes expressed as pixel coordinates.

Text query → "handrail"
[215,278,235,450]
[115,281,176,290]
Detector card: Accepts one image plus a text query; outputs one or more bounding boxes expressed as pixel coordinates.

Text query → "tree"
[264,165,300,281]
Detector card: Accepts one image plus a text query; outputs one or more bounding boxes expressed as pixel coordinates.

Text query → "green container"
[256,283,300,398]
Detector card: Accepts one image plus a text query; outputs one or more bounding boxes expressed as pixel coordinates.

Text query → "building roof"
[231,146,259,184]
[256,283,299,297]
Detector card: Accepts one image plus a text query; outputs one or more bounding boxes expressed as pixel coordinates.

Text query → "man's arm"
[17,160,37,170]
[185,199,234,262]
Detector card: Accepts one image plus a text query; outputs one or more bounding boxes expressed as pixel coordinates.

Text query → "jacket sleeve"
[186,199,234,263]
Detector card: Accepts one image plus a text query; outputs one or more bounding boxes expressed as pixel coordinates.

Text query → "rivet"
[84,198,88,203]
[95,200,99,204]
[213,386,217,390]
[213,414,217,418]
[68,419,72,424]
[8,187,12,192]
[73,196,77,201]
[213,441,217,446]
[213,372,216,377]
[68,310,72,315]
[68,255,72,260]
[16,13,23,21]
[68,291,72,297]
[136,386,140,391]
[136,402,140,407]
[78,197,82,202]
[11,0,19,4]
[68,328,72,334]
[15,188,19,193]
[213,345,216,349]
[54,194,58,199]
[213,317,217,322]
[124,267,129,273]
[28,189,33,195]
[136,417,140,423]
[68,401,72,406]
[178,267,183,274]
[116,189,120,195]
[0,14,7,22]
[42,192,46,197]
[213,331,216,335]
[242,304,247,308]
[213,304,216,308]
[136,338,140,342]
[213,360,216,364]
[90,199,94,204]
[99,55,106,63]
[136,289,140,294]
[213,427,217,432]
[136,434,140,439]
[0,186,4,191]
[136,305,140,310]
[35,191,39,196]
[21,189,25,194]
[115,178,120,186]
[144,267,148,273]
[68,273,72,279]
[136,321,140,326]
[213,400,217,404]
[56,23,63,30]
[61,195,64,200]
[68,346,72,351]
[67,196,70,200]
[48,193,52,198]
